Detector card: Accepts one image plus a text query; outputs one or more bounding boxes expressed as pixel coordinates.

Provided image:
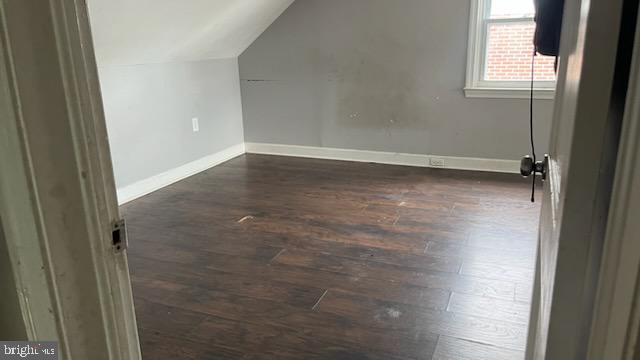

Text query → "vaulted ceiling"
[87,0,294,66]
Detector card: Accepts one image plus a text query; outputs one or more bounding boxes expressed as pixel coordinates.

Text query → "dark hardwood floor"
[121,154,541,360]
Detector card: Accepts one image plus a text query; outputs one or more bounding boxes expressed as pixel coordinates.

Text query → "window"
[465,0,556,99]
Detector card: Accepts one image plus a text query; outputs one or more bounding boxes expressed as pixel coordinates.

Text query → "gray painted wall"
[87,0,295,189]
[239,0,554,160]
[98,58,244,188]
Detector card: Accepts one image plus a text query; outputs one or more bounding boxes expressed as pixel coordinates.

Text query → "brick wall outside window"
[485,22,557,81]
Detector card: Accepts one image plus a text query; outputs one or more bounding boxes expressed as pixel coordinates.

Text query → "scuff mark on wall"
[242,79,279,82]
[332,33,433,131]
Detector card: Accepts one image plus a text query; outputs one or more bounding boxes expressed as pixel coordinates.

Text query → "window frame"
[464,0,556,100]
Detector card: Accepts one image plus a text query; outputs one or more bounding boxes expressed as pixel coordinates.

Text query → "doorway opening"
[85,0,549,358]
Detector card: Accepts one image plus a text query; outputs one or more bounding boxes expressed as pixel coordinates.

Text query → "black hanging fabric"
[533,0,565,56]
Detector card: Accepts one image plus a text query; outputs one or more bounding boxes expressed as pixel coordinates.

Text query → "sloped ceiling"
[87,0,294,66]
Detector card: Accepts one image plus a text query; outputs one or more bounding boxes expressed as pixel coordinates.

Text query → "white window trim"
[464,0,556,100]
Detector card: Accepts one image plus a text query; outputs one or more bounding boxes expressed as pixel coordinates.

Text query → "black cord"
[529,50,537,203]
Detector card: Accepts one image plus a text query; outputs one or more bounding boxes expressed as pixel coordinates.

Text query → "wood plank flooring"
[121,154,541,359]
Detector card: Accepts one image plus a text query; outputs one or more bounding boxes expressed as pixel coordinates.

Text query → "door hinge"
[111,219,128,253]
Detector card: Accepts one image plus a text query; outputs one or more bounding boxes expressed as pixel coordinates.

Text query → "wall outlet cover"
[429,158,446,167]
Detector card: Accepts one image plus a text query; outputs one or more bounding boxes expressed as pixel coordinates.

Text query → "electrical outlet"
[192,117,199,132]
[429,158,445,168]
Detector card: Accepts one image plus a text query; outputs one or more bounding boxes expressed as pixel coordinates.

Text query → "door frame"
[0,1,139,359]
[587,7,640,356]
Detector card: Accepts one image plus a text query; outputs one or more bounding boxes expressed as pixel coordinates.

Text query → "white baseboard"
[117,142,519,205]
[245,142,520,174]
[117,143,245,204]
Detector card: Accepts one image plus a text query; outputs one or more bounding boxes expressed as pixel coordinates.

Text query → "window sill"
[464,87,556,100]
